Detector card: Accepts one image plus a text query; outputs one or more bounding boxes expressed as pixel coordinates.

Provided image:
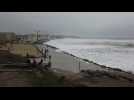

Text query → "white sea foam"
[45,38,134,73]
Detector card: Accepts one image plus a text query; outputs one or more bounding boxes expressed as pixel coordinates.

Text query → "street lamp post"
[78,59,80,72]
[37,31,40,41]
[34,30,40,41]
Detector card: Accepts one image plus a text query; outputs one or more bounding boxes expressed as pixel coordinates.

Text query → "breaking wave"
[45,38,134,73]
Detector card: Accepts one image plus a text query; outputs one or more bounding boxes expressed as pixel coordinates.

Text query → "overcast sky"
[0,12,134,39]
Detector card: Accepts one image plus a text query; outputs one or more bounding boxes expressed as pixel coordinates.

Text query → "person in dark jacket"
[48,55,51,68]
[32,58,37,68]
[38,58,43,65]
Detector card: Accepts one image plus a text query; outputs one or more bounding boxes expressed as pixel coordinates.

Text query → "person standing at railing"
[48,55,51,68]
[32,58,37,68]
[44,48,46,58]
[38,58,43,65]
[46,48,48,57]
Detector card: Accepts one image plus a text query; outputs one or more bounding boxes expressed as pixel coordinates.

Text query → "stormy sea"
[45,38,134,73]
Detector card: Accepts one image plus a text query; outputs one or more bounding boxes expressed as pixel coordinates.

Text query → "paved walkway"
[38,44,107,73]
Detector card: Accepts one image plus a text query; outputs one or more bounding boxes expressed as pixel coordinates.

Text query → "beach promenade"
[47,46,105,73]
[0,43,134,87]
[0,43,74,87]
[38,44,134,87]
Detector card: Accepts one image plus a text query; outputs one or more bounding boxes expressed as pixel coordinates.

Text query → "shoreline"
[44,43,134,75]
[34,43,134,86]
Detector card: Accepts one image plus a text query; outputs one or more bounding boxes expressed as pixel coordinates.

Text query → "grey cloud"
[0,12,134,38]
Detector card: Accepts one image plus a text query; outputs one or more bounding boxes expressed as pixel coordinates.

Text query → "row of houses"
[16,33,50,43]
[0,32,38,44]
[0,32,16,44]
[0,32,45,44]
[0,32,64,44]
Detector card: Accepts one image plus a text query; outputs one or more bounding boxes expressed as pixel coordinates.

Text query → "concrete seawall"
[37,44,113,73]
[37,44,134,81]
